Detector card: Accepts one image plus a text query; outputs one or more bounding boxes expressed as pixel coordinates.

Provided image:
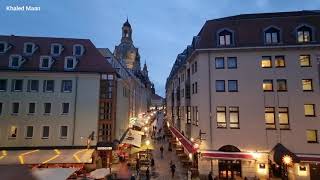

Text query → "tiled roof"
[0,35,115,73]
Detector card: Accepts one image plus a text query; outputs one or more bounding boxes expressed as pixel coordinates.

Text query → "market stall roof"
[32,168,78,180]
[0,149,94,165]
[121,129,143,148]
[201,150,256,160]
[169,126,197,153]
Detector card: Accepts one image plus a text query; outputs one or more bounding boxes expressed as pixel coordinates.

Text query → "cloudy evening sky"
[1,0,320,96]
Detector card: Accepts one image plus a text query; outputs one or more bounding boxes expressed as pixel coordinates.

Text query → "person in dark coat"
[160,146,164,159]
[151,158,155,167]
[170,163,176,178]
[146,167,150,180]
[208,171,213,180]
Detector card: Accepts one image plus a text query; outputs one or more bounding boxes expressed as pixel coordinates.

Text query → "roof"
[198,10,320,49]
[152,93,163,100]
[0,35,115,73]
[123,19,131,28]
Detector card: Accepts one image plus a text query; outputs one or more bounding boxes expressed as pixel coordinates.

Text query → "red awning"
[298,154,320,162]
[201,151,255,160]
[169,126,197,154]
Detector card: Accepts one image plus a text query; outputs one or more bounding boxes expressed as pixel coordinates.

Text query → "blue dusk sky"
[1,0,320,96]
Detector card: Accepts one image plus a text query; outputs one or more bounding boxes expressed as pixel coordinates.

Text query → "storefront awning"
[121,129,143,148]
[169,126,197,154]
[32,168,78,180]
[0,149,94,165]
[297,154,320,162]
[201,150,255,160]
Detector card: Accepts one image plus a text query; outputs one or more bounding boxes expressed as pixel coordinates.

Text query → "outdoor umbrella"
[89,168,110,179]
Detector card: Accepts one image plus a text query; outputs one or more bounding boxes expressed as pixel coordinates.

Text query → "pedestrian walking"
[146,167,150,180]
[151,158,155,167]
[160,145,164,159]
[162,134,166,142]
[130,174,136,180]
[208,171,213,180]
[170,163,176,178]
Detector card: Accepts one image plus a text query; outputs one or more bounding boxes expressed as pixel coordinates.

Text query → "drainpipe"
[208,52,213,171]
[72,76,79,146]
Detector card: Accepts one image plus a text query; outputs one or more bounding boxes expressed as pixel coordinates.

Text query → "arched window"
[264,27,280,44]
[218,29,233,46]
[297,25,313,43]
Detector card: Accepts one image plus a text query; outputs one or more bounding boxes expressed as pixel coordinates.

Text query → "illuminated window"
[216,106,226,128]
[265,27,280,44]
[195,106,199,126]
[215,57,224,69]
[9,126,17,138]
[261,56,272,68]
[297,25,312,43]
[302,79,313,91]
[306,130,318,143]
[229,107,239,128]
[265,107,275,129]
[263,80,273,91]
[275,56,285,67]
[300,55,311,67]
[187,106,191,124]
[277,79,287,91]
[218,30,233,46]
[279,107,289,129]
[304,104,315,116]
[216,80,225,92]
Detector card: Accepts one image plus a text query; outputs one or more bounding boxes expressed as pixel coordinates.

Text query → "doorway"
[218,160,242,179]
[310,163,320,180]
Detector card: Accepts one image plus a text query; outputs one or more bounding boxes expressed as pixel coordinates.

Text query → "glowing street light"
[282,155,293,165]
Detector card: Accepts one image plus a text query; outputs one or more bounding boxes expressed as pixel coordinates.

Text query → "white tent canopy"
[32,168,78,180]
[122,129,142,147]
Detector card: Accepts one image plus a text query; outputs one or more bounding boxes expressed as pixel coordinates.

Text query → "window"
[277,79,287,91]
[44,103,51,114]
[195,82,198,94]
[261,56,272,68]
[42,126,50,139]
[265,107,275,129]
[297,25,312,43]
[73,44,84,56]
[215,57,225,69]
[0,102,2,115]
[263,80,273,91]
[61,80,72,92]
[194,61,198,73]
[12,102,19,114]
[228,80,238,92]
[227,57,237,69]
[40,56,52,69]
[229,107,239,129]
[216,106,226,128]
[43,80,54,92]
[307,130,318,143]
[218,30,233,46]
[279,107,289,129]
[60,126,68,138]
[24,43,36,54]
[64,57,77,70]
[0,79,7,91]
[187,106,191,124]
[195,106,199,126]
[0,42,7,53]
[9,126,17,138]
[9,55,23,69]
[62,103,69,114]
[51,43,62,55]
[12,79,23,92]
[302,79,313,91]
[216,80,225,92]
[27,80,39,92]
[304,104,315,117]
[300,55,311,67]
[26,126,33,138]
[275,56,285,67]
[265,27,280,44]
[28,103,36,114]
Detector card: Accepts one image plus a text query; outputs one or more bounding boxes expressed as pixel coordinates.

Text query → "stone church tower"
[114,19,141,72]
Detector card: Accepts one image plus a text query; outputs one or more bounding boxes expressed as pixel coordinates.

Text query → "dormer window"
[9,55,24,69]
[73,44,84,56]
[40,56,54,70]
[264,27,280,44]
[64,56,77,70]
[218,29,233,46]
[297,25,313,43]
[51,43,63,56]
[0,41,12,53]
[23,42,37,55]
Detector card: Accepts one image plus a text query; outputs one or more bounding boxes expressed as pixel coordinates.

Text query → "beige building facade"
[166,11,320,180]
